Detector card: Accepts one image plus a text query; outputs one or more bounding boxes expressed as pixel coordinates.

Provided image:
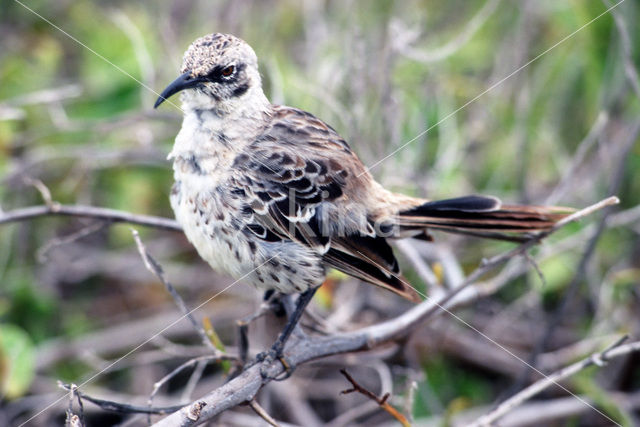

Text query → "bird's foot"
[256,349,296,380]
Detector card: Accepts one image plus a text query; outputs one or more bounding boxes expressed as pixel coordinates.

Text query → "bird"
[154,33,570,367]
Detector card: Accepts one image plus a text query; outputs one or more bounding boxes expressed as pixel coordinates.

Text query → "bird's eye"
[221,65,235,78]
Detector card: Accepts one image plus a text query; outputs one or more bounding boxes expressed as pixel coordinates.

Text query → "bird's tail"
[396,195,572,242]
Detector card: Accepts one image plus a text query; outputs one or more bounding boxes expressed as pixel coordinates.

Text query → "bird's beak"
[154,71,203,108]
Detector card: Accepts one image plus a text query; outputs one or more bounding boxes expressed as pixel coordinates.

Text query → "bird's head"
[154,33,262,111]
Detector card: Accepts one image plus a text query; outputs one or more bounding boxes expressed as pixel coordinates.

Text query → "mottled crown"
[181,33,258,77]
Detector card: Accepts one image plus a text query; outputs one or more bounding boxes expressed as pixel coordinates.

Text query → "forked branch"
[340,369,410,427]
[469,336,640,427]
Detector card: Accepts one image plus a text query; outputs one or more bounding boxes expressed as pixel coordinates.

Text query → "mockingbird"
[155,33,569,370]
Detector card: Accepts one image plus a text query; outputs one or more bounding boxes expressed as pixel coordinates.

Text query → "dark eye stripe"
[205,63,246,83]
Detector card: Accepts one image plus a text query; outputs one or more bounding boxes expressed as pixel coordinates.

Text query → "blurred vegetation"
[1,0,639,425]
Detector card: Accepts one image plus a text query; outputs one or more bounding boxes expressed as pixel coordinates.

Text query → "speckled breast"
[170,169,327,294]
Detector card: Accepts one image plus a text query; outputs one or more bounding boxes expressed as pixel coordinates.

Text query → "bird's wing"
[232,105,421,302]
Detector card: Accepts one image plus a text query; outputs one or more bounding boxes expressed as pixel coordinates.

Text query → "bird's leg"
[263,289,275,301]
[271,287,317,356]
[259,286,318,379]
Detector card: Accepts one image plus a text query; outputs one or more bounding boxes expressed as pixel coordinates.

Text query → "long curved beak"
[154,71,202,108]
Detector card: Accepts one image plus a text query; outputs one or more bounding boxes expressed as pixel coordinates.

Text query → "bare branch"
[131,229,219,354]
[59,382,184,415]
[0,204,181,231]
[148,355,225,420]
[551,196,618,230]
[339,369,410,427]
[605,0,640,99]
[63,383,85,427]
[469,336,640,427]
[24,177,58,208]
[37,221,108,262]
[248,399,281,427]
[1,84,82,107]
[394,239,439,291]
[545,111,609,205]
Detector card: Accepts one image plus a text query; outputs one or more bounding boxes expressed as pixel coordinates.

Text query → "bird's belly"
[171,178,247,276]
[170,177,326,294]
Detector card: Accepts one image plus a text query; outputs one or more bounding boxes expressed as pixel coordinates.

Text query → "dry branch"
[469,337,640,427]
[131,229,220,353]
[340,369,410,427]
[248,399,281,427]
[0,204,181,231]
[59,383,184,415]
[605,0,640,99]
[147,356,225,418]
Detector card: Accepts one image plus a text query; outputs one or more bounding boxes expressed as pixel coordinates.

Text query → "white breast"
[171,174,251,279]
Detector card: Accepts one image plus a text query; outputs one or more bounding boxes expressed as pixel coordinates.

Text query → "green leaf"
[0,323,36,399]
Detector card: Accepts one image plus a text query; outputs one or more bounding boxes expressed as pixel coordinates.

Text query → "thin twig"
[248,399,281,427]
[403,379,418,424]
[58,383,184,415]
[339,369,410,427]
[1,84,82,107]
[131,229,218,353]
[604,0,640,99]
[517,122,638,395]
[394,240,439,291]
[469,336,639,427]
[0,204,181,231]
[517,200,613,390]
[181,359,209,403]
[545,111,609,205]
[63,383,84,427]
[523,252,547,290]
[551,196,618,230]
[37,221,108,262]
[148,355,226,424]
[23,177,58,209]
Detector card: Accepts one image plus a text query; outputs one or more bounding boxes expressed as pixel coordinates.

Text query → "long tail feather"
[398,195,572,237]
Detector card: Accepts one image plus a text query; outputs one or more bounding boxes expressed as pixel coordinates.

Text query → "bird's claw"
[257,349,296,380]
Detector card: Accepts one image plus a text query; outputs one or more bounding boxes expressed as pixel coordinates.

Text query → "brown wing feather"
[326,235,421,302]
[233,105,421,301]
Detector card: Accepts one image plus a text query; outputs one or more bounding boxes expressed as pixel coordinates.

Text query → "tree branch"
[469,336,640,427]
[59,383,184,415]
[131,229,220,353]
[0,204,181,231]
[339,369,410,427]
[604,0,640,99]
[248,399,281,427]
